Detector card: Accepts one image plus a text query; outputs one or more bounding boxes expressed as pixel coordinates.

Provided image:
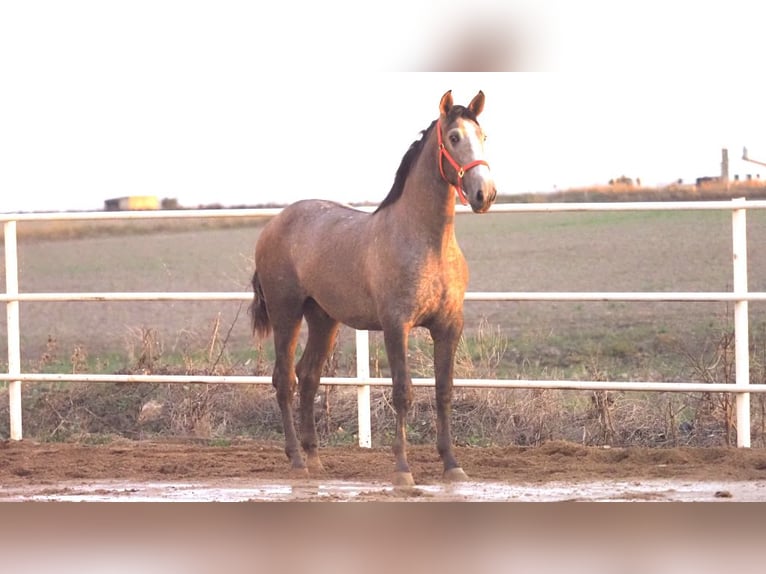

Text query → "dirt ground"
[2,438,766,501]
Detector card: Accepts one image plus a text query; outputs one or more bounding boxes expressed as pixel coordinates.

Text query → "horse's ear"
[468,90,485,117]
[439,90,453,116]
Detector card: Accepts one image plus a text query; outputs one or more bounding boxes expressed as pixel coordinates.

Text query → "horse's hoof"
[306,458,325,475]
[392,472,415,487]
[443,467,469,482]
[289,466,310,478]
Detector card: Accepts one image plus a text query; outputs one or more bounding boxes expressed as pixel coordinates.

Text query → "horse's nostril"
[476,190,484,203]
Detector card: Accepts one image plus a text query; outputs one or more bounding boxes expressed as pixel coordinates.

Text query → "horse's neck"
[392,131,458,245]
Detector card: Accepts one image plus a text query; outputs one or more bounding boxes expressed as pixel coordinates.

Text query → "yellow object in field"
[104,196,160,211]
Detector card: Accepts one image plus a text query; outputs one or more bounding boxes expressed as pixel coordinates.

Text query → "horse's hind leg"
[431,318,469,482]
[295,299,339,474]
[271,310,306,475]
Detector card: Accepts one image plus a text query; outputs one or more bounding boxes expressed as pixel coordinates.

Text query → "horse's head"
[437,90,497,213]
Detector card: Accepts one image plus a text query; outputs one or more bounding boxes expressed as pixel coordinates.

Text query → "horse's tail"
[250,271,272,338]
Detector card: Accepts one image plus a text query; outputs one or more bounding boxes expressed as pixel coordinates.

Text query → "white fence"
[4,199,766,447]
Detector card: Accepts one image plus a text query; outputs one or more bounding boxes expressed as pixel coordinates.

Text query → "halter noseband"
[436,118,490,206]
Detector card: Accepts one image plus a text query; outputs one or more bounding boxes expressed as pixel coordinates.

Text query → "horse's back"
[257,199,369,262]
[255,200,378,327]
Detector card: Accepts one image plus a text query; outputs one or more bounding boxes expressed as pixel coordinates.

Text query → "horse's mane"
[374,105,479,214]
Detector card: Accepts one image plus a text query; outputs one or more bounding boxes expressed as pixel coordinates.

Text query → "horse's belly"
[340,315,383,331]
[328,308,382,332]
[311,293,382,331]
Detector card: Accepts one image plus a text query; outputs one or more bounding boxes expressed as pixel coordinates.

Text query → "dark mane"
[374,120,436,213]
[374,106,478,213]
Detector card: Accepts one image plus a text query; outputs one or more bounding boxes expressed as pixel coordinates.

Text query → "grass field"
[2,208,766,445]
[8,209,764,376]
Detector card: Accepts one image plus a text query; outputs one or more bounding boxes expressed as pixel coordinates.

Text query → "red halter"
[436,118,490,206]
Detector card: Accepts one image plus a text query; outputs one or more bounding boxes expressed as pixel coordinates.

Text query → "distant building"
[608,175,635,187]
[104,196,160,211]
[695,176,721,187]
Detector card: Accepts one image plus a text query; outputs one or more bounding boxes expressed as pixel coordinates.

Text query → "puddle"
[2,479,764,501]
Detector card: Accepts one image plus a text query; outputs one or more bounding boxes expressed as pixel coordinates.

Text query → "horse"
[250,90,496,486]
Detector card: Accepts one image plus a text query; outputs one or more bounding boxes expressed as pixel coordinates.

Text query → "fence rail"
[4,199,766,447]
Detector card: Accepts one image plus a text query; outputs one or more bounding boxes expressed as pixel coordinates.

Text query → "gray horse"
[250,90,496,485]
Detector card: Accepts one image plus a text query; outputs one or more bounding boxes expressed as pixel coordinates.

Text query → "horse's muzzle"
[470,185,497,213]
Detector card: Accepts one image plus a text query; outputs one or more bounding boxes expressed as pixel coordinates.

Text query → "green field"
[459,209,766,380]
[2,209,766,445]
[4,209,765,377]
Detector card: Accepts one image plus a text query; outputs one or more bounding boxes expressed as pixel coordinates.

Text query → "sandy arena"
[2,438,766,501]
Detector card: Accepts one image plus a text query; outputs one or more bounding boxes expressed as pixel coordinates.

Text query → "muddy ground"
[2,439,766,501]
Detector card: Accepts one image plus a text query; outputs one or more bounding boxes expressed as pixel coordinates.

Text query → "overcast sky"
[2,1,766,212]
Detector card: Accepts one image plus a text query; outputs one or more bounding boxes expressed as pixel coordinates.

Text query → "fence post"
[355,329,371,448]
[4,221,22,440]
[732,198,750,447]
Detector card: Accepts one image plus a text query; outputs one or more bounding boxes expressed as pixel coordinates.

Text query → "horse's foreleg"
[383,325,414,486]
[431,320,469,482]
[296,302,339,475]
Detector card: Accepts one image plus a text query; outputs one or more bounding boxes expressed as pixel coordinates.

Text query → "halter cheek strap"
[436,118,490,206]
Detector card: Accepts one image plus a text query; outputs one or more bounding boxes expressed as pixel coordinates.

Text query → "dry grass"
[504,180,766,204]
[1,215,266,243]
[3,316,766,447]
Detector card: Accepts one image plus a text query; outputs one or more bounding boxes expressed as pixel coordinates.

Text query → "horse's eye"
[449,134,460,144]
